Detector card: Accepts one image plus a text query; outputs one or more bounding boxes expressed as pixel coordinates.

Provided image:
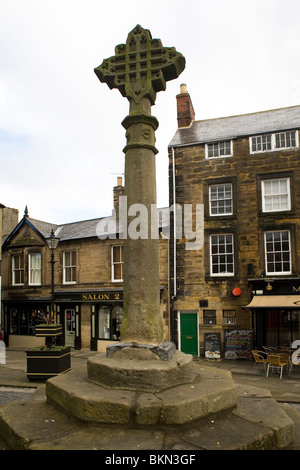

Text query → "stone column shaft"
[120,112,163,345]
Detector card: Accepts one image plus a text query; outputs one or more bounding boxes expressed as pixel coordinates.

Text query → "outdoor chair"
[252,350,269,371]
[262,346,277,354]
[266,354,289,379]
[278,352,293,375]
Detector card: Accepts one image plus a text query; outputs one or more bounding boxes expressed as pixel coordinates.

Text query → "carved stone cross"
[94,24,185,113]
[94,26,185,347]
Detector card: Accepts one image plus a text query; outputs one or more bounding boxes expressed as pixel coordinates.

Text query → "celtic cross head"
[94,25,185,109]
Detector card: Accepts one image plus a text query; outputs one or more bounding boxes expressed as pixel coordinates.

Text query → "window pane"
[113,246,121,262]
[64,251,76,283]
[203,310,216,324]
[114,264,122,280]
[280,179,287,192]
[275,131,296,149]
[12,255,24,285]
[207,141,231,158]
[64,251,70,266]
[262,178,290,212]
[112,245,124,281]
[251,134,271,152]
[264,180,272,195]
[209,183,232,216]
[265,231,291,274]
[210,234,234,276]
[98,307,110,339]
[29,253,41,285]
[111,306,124,340]
[65,269,70,283]
[71,251,76,265]
[223,310,236,324]
[210,201,218,214]
[14,256,19,269]
[211,244,218,254]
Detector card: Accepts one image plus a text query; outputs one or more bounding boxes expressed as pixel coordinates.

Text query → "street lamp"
[46,229,60,322]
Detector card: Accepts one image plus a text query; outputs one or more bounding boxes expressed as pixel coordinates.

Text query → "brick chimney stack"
[113,176,124,209]
[176,83,195,128]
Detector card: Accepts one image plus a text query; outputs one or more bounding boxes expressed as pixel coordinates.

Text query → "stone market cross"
[94,24,185,113]
[94,25,185,348]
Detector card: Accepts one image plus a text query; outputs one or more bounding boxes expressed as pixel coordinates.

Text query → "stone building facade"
[0,204,19,262]
[168,85,300,358]
[1,183,169,350]
[0,204,19,335]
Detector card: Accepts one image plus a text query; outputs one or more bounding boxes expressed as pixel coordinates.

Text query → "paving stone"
[0,386,34,405]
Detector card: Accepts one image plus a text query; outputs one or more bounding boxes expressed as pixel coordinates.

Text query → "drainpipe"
[172,146,177,299]
[171,146,177,345]
[0,275,1,332]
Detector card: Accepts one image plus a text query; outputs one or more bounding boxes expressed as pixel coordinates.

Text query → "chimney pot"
[180,83,187,94]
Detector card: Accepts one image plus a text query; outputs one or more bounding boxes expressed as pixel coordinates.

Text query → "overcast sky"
[1,0,300,226]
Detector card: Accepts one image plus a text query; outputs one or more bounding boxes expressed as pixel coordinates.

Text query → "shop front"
[4,286,168,351]
[246,279,300,349]
[3,299,52,348]
[55,288,123,351]
[254,308,300,348]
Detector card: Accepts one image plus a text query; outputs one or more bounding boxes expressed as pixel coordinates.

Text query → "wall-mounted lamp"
[265,281,273,291]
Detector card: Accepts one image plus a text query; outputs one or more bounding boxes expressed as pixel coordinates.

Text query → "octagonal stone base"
[46,359,237,425]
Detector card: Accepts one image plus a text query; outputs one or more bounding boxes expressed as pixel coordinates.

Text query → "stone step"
[0,366,294,450]
[46,363,237,425]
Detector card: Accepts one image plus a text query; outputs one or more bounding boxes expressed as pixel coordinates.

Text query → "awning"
[244,295,300,309]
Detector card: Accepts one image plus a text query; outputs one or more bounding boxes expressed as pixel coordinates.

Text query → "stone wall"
[169,131,300,355]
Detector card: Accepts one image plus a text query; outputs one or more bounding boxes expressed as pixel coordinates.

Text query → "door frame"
[178,310,199,357]
[56,304,81,350]
[64,308,76,348]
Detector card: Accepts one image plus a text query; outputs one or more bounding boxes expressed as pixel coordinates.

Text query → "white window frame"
[275,131,297,149]
[63,250,77,284]
[28,253,42,286]
[206,140,233,159]
[250,134,272,153]
[264,230,291,275]
[210,234,234,277]
[209,183,233,216]
[261,177,291,212]
[250,131,298,153]
[12,254,24,286]
[112,245,124,282]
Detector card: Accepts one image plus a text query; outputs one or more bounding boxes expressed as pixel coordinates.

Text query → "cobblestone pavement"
[0,386,35,406]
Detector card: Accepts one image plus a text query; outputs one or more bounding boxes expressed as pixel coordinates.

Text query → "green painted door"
[180,313,198,356]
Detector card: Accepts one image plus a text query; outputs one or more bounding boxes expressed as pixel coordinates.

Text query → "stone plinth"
[45,361,237,425]
[87,349,193,392]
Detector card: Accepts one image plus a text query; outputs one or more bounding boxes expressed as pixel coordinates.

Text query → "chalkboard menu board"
[225,329,253,360]
[204,332,221,359]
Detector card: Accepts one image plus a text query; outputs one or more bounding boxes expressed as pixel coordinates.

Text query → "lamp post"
[46,229,60,323]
